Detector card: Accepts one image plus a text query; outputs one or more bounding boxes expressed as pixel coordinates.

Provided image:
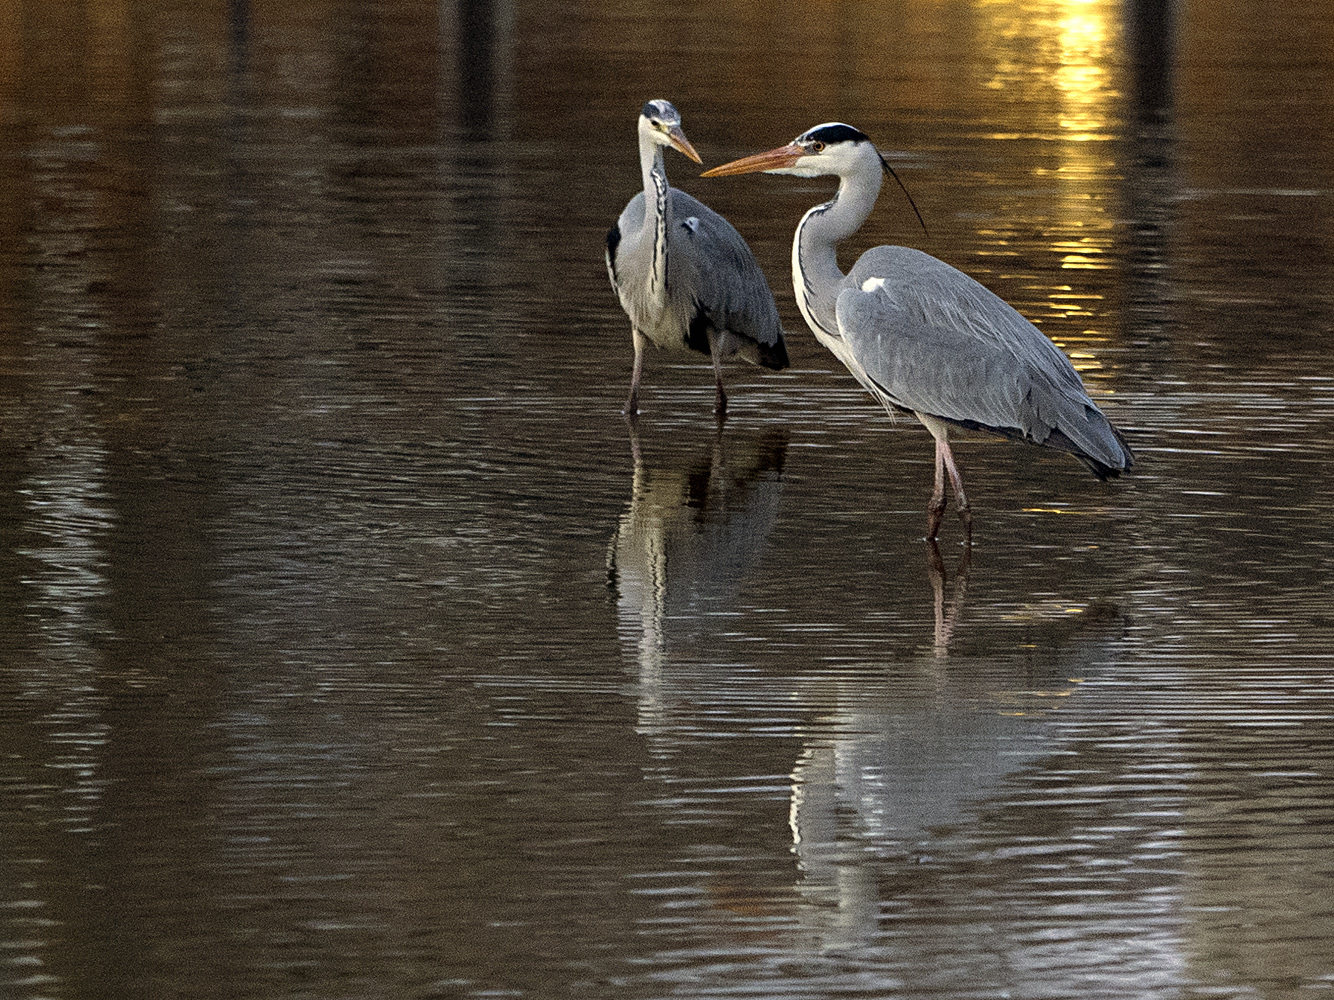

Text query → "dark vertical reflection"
[228,0,249,77]
[1125,0,1177,120]
[457,0,494,137]
[1120,0,1180,349]
[454,0,513,140]
[436,0,524,385]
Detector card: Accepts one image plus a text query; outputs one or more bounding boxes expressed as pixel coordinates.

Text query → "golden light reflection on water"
[1052,0,1116,291]
[974,0,1120,359]
[1055,0,1114,141]
[1052,0,1118,366]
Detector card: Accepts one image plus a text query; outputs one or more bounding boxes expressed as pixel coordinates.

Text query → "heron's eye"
[811,140,826,152]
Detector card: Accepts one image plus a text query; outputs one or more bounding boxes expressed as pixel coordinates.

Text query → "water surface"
[2,1,1333,998]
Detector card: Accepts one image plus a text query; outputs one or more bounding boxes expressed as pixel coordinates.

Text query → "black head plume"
[641,99,678,123]
[877,150,928,235]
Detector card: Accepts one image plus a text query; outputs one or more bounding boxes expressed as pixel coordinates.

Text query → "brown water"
[2,1,1334,998]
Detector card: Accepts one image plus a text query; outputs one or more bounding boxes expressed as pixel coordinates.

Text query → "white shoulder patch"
[681,216,700,234]
[861,276,886,293]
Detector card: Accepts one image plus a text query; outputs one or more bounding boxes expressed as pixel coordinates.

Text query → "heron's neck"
[640,135,670,306]
[792,168,882,338]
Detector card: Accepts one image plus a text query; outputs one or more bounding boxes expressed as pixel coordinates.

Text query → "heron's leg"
[927,437,949,541]
[938,437,973,540]
[711,342,727,418]
[624,329,647,416]
[925,430,972,541]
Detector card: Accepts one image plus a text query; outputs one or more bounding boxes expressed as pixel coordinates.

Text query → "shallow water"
[2,1,1333,998]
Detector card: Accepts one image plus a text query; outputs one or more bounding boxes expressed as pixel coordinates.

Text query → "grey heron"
[703,123,1133,540]
[607,100,788,417]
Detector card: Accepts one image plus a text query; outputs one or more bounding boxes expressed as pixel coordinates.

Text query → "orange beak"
[666,126,702,165]
[701,143,806,177]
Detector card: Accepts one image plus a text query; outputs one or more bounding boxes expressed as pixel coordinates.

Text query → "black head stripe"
[801,123,870,145]
[642,99,677,121]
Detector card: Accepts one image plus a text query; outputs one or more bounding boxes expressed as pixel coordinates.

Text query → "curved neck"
[792,163,882,337]
[639,130,670,305]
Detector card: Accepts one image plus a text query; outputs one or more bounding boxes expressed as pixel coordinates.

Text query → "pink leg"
[623,329,646,416]
[925,426,972,542]
[938,436,973,539]
[927,440,948,541]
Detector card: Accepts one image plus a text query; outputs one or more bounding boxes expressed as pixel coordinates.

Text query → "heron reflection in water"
[786,600,1127,952]
[606,427,788,736]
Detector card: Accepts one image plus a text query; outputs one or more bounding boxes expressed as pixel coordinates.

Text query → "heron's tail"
[1045,419,1135,480]
[757,334,790,371]
[723,328,790,372]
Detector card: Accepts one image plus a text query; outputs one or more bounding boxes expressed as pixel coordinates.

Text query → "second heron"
[607,101,788,417]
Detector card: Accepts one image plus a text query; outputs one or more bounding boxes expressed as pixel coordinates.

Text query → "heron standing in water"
[607,100,788,417]
[703,122,1133,539]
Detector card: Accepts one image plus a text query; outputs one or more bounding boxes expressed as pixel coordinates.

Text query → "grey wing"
[837,246,1132,474]
[607,192,646,295]
[665,190,787,360]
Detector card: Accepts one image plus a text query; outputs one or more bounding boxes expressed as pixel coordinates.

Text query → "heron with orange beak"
[703,123,1132,540]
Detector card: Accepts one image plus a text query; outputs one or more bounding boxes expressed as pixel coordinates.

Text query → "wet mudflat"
[2,1,1333,998]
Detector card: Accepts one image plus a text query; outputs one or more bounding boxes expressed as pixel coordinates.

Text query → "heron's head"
[638,99,702,164]
[701,123,877,179]
[701,121,926,231]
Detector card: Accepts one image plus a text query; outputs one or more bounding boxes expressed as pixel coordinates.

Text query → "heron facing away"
[703,123,1133,540]
[606,100,788,417]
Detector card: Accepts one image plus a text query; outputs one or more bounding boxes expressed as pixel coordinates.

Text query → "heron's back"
[838,246,1132,475]
[609,188,787,368]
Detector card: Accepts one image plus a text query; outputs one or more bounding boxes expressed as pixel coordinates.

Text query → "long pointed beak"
[701,143,806,177]
[667,126,702,165]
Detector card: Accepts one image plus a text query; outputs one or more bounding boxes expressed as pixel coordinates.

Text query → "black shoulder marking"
[759,336,789,371]
[605,224,621,284]
[807,123,870,145]
[685,303,712,356]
